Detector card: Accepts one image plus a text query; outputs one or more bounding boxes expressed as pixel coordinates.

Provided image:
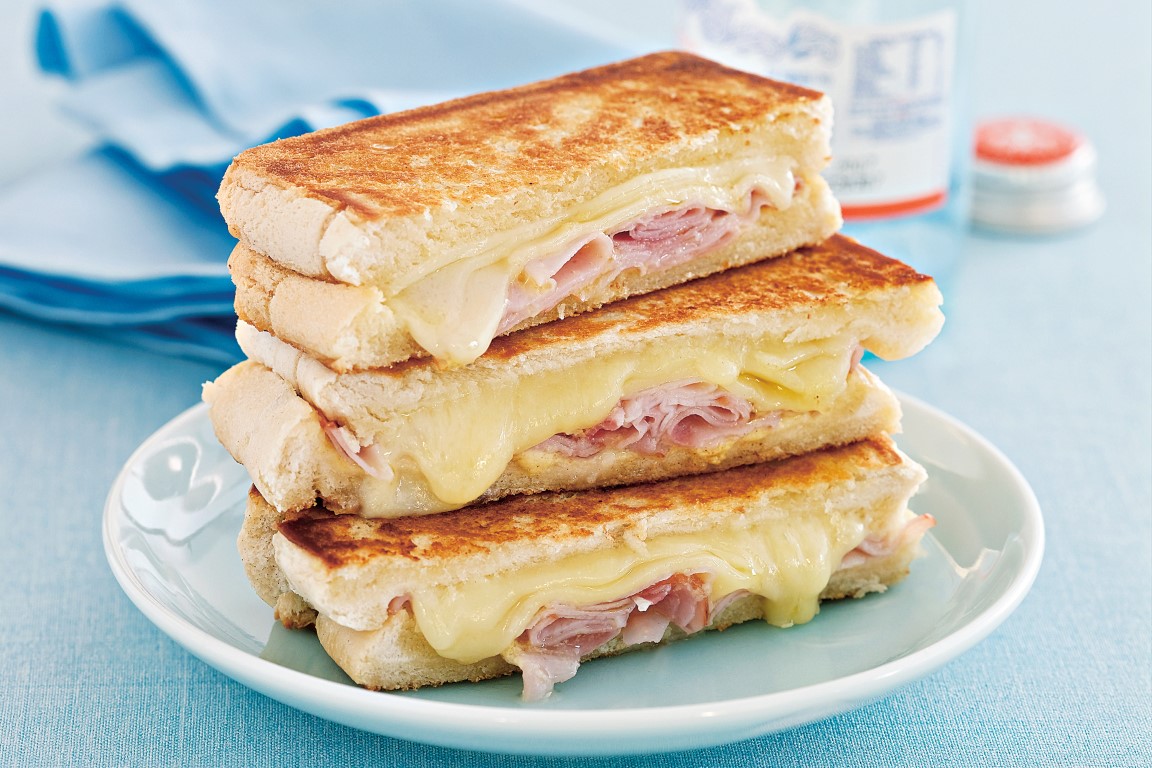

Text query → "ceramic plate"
[104,394,1043,756]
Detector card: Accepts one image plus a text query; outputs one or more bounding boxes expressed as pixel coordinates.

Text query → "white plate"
[103,394,1043,756]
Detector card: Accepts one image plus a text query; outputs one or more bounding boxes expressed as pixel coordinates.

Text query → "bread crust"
[204,361,360,516]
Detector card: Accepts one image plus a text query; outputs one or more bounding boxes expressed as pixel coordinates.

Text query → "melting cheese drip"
[354,333,854,516]
[379,512,865,665]
[387,156,796,364]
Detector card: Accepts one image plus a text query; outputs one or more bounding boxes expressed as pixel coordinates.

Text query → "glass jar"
[680,0,972,286]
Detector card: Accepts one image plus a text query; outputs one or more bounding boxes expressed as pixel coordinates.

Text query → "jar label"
[681,0,958,221]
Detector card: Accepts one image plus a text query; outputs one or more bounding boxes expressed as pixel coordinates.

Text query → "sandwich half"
[241,435,934,699]
[218,51,842,368]
[203,234,944,519]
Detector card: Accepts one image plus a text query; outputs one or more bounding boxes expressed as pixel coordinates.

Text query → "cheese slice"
[381,156,797,364]
[342,332,854,516]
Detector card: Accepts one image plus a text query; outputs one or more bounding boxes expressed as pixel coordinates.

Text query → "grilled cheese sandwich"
[204,235,943,518]
[243,436,933,698]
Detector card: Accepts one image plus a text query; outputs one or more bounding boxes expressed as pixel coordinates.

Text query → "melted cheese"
[355,333,853,516]
[398,511,866,664]
[387,156,796,364]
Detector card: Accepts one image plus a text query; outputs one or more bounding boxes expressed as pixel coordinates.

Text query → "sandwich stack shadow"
[203,52,945,700]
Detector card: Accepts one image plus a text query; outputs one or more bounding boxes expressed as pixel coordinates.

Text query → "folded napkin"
[0,146,240,360]
[2,0,651,363]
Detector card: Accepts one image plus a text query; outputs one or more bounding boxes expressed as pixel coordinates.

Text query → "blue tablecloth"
[2,0,1149,766]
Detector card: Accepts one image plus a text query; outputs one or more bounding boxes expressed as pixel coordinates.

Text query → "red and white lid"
[971,117,1104,234]
[975,118,1085,167]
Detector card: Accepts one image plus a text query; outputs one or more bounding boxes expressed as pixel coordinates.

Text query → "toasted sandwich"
[218,51,842,368]
[203,235,943,519]
[240,435,934,699]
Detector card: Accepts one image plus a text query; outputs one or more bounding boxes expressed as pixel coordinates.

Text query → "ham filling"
[534,379,781,458]
[839,513,937,569]
[505,573,713,701]
[319,414,393,482]
[498,187,783,334]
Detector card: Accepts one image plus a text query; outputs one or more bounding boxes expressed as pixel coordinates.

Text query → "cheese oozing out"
[285,503,908,666]
[377,155,797,365]
[326,332,857,517]
[417,514,865,664]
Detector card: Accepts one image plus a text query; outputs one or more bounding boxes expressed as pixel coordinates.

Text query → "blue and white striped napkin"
[2,0,648,363]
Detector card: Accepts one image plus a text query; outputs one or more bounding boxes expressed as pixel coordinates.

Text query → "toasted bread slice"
[204,234,942,518]
[219,51,841,365]
[242,436,932,696]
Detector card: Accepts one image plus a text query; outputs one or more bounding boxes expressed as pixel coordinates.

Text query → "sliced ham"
[499,234,614,334]
[610,203,740,271]
[535,380,780,459]
[620,608,673,646]
[648,573,712,634]
[319,414,394,482]
[505,646,584,703]
[838,514,937,569]
[506,574,712,700]
[520,601,633,651]
[711,589,752,619]
[387,595,412,615]
[498,186,783,334]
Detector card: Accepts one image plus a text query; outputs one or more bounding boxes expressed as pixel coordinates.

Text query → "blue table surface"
[2,1,1149,766]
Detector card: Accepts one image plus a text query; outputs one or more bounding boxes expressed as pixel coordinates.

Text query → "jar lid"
[971,117,1104,234]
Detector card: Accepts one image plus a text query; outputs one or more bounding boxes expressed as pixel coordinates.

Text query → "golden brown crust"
[277,436,904,570]
[230,51,825,222]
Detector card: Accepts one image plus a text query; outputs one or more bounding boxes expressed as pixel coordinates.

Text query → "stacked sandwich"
[203,52,944,700]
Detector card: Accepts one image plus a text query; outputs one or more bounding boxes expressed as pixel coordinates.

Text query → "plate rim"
[103,393,1045,755]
